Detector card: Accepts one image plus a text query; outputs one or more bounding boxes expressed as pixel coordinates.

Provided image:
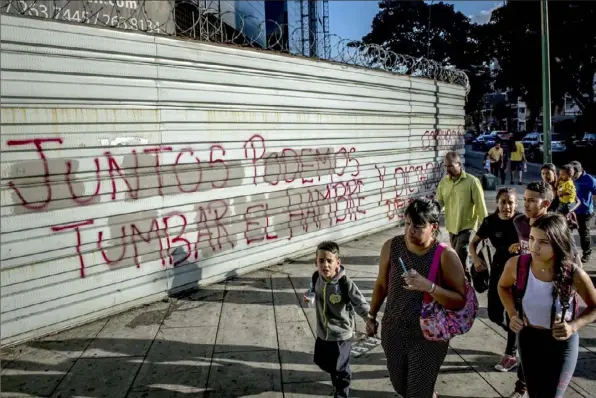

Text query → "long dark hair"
[404,197,441,237]
[531,213,576,302]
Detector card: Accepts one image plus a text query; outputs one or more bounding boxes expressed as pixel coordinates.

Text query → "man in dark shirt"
[513,181,553,255]
[569,161,596,262]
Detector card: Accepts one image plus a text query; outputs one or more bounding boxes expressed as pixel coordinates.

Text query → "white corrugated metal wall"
[0,14,466,346]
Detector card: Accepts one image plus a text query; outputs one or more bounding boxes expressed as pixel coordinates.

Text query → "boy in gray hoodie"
[308,241,371,398]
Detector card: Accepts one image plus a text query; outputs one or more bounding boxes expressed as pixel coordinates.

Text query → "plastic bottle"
[303,281,315,307]
[523,162,527,172]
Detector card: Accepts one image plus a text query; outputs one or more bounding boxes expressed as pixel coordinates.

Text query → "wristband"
[428,283,436,294]
[367,312,377,319]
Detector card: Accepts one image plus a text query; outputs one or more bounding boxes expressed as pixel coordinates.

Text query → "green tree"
[487,1,595,129]
[361,0,475,69]
[358,0,489,127]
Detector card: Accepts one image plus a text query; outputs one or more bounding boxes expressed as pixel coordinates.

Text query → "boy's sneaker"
[495,355,519,372]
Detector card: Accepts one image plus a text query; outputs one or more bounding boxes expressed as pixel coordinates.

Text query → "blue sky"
[329,1,505,41]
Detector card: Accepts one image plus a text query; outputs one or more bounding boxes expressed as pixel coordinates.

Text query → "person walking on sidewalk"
[469,188,521,373]
[541,163,560,212]
[498,213,596,398]
[308,241,370,398]
[487,139,506,185]
[507,181,554,397]
[436,151,488,280]
[569,160,596,263]
[542,163,581,227]
[366,198,467,398]
[509,134,527,185]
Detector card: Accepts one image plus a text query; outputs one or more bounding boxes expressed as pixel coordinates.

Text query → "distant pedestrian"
[469,188,521,372]
[436,151,488,280]
[569,161,596,263]
[509,134,527,185]
[487,139,506,184]
[308,241,370,398]
[366,198,468,398]
[541,163,559,212]
[498,213,596,398]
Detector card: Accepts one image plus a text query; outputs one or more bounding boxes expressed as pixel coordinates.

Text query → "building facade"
[175,1,328,56]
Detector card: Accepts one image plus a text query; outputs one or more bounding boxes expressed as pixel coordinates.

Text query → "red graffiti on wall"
[243,134,360,186]
[51,200,237,277]
[8,135,364,211]
[244,203,278,245]
[380,161,443,221]
[421,129,464,151]
[284,178,366,240]
[49,176,367,278]
[51,219,94,278]
[6,139,234,210]
[7,138,63,210]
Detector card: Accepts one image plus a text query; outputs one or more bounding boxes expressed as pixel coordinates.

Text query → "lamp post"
[540,0,552,163]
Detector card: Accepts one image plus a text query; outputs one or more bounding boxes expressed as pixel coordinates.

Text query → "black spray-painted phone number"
[4,1,164,33]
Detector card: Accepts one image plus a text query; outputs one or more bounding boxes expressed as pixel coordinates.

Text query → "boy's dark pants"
[314,337,352,397]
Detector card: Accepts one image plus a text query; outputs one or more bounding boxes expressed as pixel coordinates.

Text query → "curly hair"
[531,213,576,305]
[526,180,554,202]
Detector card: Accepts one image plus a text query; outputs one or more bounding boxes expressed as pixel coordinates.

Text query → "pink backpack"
[420,242,479,341]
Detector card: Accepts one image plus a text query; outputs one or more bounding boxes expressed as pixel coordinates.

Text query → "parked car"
[521,132,567,163]
[481,131,508,151]
[497,131,512,141]
[472,134,490,151]
[573,132,596,149]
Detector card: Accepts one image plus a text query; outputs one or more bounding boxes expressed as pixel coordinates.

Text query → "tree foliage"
[487,1,595,129]
[360,0,595,131]
[362,0,475,68]
[360,0,488,129]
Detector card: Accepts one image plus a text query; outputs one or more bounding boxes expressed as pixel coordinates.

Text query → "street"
[464,145,545,182]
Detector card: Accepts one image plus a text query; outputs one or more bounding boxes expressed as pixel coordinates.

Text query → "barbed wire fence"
[0,0,470,91]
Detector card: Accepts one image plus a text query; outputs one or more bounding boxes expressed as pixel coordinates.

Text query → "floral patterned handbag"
[420,242,479,341]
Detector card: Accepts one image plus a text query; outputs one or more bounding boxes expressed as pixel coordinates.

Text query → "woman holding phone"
[365,198,467,398]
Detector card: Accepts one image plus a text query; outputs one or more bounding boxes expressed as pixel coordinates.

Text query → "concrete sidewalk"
[2,185,595,397]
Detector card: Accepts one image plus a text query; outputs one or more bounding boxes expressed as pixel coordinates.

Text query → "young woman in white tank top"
[497,213,596,398]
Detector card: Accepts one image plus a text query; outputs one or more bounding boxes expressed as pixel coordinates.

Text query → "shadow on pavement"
[2,270,593,397]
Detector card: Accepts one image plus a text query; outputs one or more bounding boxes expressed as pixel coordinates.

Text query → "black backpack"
[311,271,354,313]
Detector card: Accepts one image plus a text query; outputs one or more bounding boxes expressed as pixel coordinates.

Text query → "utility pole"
[540,0,552,163]
[426,0,434,59]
